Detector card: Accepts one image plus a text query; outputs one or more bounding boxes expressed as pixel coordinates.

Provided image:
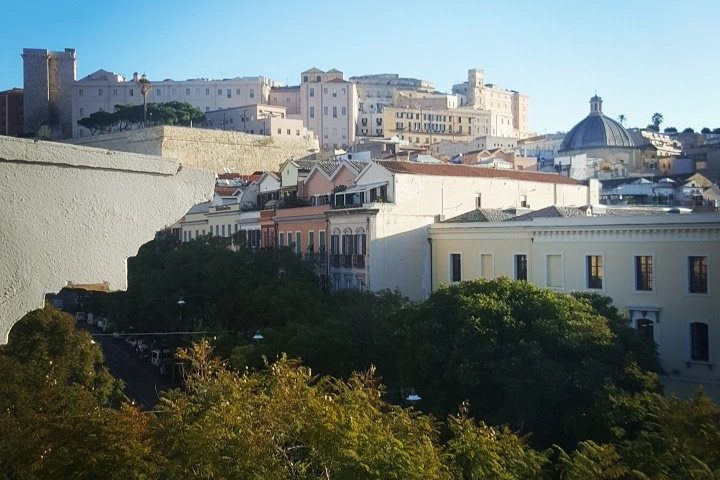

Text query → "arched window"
[690,322,709,362]
[354,228,367,256]
[330,228,341,255]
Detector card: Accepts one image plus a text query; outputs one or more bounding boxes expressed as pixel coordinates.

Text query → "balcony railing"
[329,254,366,269]
[352,255,365,269]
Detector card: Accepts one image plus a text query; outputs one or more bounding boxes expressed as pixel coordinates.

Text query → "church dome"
[560,96,634,151]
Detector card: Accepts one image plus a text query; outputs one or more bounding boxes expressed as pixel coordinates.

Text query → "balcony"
[352,254,365,269]
[329,254,365,269]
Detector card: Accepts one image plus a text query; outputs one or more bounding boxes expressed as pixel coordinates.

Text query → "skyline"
[1,0,718,134]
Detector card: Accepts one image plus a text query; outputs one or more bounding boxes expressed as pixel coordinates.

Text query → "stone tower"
[466,68,485,108]
[22,48,76,138]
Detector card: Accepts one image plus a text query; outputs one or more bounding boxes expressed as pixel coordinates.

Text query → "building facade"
[452,68,529,137]
[203,104,314,140]
[72,69,278,138]
[0,88,23,136]
[326,161,594,299]
[428,213,720,397]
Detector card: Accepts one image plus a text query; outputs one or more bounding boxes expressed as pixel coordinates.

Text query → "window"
[587,255,603,289]
[277,128,282,134]
[113,88,117,96]
[287,129,291,135]
[186,88,191,95]
[78,88,83,96]
[221,225,225,237]
[79,108,84,117]
[690,322,709,361]
[330,230,340,255]
[205,88,210,95]
[319,231,326,251]
[689,256,708,293]
[341,106,346,116]
[475,194,482,208]
[546,255,563,288]
[637,318,655,339]
[450,253,462,282]
[309,106,315,118]
[249,88,254,98]
[323,106,328,116]
[99,88,104,96]
[236,89,241,95]
[635,256,653,291]
[480,254,493,279]
[296,130,300,136]
[217,89,222,95]
[309,87,314,97]
[514,254,528,281]
[520,195,528,208]
[129,89,133,96]
[308,231,315,252]
[295,232,302,255]
[323,87,328,94]
[332,88,337,98]
[157,89,163,96]
[332,107,337,118]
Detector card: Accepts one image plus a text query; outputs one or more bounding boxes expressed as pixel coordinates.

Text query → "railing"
[352,255,365,269]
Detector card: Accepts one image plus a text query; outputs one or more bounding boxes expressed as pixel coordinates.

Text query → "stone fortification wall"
[69,126,320,174]
[0,136,214,343]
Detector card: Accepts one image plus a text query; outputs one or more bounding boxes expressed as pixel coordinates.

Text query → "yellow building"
[429,209,720,398]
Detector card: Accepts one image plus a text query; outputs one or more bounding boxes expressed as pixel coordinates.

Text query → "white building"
[326,161,594,298]
[72,69,279,137]
[429,211,720,399]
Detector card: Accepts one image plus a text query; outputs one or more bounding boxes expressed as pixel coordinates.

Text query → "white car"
[75,312,86,323]
[150,348,172,367]
[86,313,95,325]
[96,318,106,330]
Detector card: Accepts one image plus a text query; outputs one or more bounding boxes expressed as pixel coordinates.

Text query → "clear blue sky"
[1,0,717,134]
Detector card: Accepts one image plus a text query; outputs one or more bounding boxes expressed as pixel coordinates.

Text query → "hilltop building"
[268,68,358,150]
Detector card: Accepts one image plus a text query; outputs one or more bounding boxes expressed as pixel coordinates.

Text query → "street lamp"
[134,72,152,124]
[252,330,264,342]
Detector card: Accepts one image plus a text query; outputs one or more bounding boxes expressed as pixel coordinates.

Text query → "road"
[79,324,175,410]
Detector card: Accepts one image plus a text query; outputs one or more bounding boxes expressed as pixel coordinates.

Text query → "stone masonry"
[68,125,320,174]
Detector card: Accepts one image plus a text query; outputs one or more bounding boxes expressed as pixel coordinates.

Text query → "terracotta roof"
[325,78,349,84]
[376,161,582,185]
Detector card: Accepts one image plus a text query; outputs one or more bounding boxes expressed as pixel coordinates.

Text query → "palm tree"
[651,112,664,130]
[618,114,626,127]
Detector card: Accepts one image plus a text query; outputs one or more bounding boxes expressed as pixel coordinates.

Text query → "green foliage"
[76,101,204,135]
[663,127,677,134]
[651,113,663,129]
[393,278,660,448]
[0,307,157,479]
[683,127,696,134]
[446,401,549,479]
[155,340,452,479]
[701,127,712,134]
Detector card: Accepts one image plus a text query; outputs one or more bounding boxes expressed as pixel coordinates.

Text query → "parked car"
[75,312,86,323]
[96,318,106,330]
[125,336,138,348]
[150,348,172,368]
[86,313,95,326]
[137,340,151,360]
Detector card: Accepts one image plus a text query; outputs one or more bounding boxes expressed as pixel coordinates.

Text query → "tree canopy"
[76,101,205,135]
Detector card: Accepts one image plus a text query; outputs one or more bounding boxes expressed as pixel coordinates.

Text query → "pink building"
[273,160,367,271]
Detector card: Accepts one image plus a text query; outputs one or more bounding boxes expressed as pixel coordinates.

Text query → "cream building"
[72,69,279,138]
[268,68,358,150]
[428,211,720,398]
[326,161,594,298]
[203,104,315,141]
[452,68,530,137]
